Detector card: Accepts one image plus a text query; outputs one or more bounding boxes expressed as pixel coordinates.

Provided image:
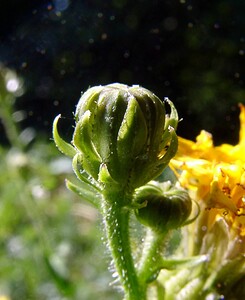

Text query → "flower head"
[171,104,245,238]
[167,104,245,298]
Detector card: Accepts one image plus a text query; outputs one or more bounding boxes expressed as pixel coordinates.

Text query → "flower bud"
[72,83,178,191]
[134,181,192,232]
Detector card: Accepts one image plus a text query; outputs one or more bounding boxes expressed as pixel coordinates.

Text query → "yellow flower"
[171,104,245,237]
[0,296,11,300]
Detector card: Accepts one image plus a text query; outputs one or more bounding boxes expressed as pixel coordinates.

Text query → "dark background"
[1,0,245,145]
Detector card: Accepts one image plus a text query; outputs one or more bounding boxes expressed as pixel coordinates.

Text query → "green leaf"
[52,115,77,157]
[158,255,208,271]
[44,255,75,297]
[65,179,101,209]
[164,98,179,130]
[98,163,118,186]
[72,153,101,191]
[73,111,101,179]
[159,128,178,164]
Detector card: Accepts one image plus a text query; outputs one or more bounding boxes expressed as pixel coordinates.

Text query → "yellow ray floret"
[171,104,245,236]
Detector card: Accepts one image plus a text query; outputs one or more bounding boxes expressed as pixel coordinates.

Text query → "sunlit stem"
[102,190,145,300]
[138,228,168,286]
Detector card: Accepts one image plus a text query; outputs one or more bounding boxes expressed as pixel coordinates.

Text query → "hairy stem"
[138,229,167,285]
[102,190,145,300]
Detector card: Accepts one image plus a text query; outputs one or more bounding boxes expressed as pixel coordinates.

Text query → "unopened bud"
[53,83,179,199]
[73,83,178,191]
[135,181,192,232]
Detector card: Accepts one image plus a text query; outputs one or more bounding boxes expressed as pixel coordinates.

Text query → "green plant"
[53,83,203,299]
[53,83,245,300]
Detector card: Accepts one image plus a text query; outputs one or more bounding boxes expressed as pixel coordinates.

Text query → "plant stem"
[0,94,24,149]
[138,229,166,285]
[102,190,145,300]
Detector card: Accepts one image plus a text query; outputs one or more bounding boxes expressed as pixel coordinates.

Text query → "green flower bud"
[72,83,178,192]
[134,181,192,232]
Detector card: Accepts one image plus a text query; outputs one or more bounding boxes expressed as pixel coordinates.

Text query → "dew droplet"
[112,271,118,278]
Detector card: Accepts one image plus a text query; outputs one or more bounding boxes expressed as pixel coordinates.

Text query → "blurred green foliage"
[0,68,120,300]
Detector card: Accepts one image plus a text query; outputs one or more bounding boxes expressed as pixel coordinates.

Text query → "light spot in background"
[36,46,46,55]
[21,62,28,69]
[101,33,108,40]
[50,157,73,174]
[19,127,36,145]
[214,23,220,29]
[123,51,130,59]
[6,78,19,92]
[53,100,59,106]
[3,68,24,96]
[7,236,26,258]
[6,149,28,168]
[12,110,27,122]
[53,0,70,12]
[150,28,160,34]
[47,4,53,11]
[32,185,49,201]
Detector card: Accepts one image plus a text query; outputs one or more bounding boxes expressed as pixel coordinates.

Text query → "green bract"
[53,83,178,196]
[135,181,192,233]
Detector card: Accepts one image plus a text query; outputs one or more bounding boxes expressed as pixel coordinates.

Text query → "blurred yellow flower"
[171,104,245,237]
[0,296,10,300]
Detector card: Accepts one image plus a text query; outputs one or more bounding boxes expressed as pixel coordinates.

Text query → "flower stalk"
[137,228,168,285]
[102,192,144,300]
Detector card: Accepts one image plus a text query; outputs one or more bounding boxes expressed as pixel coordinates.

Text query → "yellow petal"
[209,181,237,213]
[196,130,213,149]
[177,136,196,155]
[239,103,245,146]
